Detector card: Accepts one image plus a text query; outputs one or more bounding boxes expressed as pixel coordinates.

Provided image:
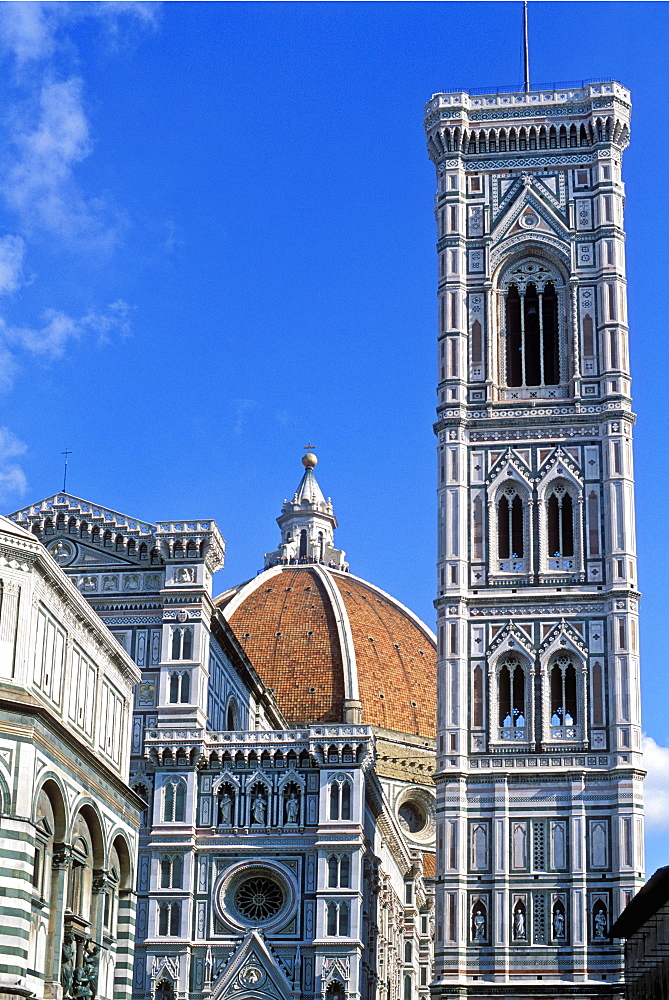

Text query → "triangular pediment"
[492,182,569,245]
[486,448,533,490]
[537,447,583,488]
[538,619,588,658]
[212,931,296,1000]
[8,494,157,535]
[43,539,138,569]
[487,620,535,658]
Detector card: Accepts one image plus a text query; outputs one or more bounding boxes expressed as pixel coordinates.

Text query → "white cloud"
[0,235,26,294]
[2,76,116,245]
[0,3,157,244]
[0,299,131,362]
[642,735,669,831]
[0,3,57,65]
[0,3,158,66]
[0,426,27,502]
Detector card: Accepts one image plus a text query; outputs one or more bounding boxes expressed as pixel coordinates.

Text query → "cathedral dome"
[215,564,436,738]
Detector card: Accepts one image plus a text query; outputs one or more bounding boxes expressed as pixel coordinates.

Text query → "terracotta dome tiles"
[333,575,436,739]
[227,569,345,725]
[220,566,436,739]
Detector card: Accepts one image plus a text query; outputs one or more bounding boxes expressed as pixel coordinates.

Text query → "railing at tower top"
[432,78,624,97]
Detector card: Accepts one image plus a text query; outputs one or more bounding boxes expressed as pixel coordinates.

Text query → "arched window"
[329,780,351,821]
[226,698,239,731]
[497,489,524,560]
[171,627,193,660]
[160,854,183,889]
[186,540,197,558]
[502,261,561,389]
[550,656,578,733]
[328,855,339,887]
[115,534,124,551]
[164,781,186,823]
[547,484,574,560]
[158,901,181,936]
[299,530,307,560]
[330,783,340,820]
[327,855,351,888]
[327,902,338,935]
[404,941,412,963]
[341,782,351,820]
[155,981,174,1000]
[498,657,526,738]
[338,901,350,936]
[168,671,191,704]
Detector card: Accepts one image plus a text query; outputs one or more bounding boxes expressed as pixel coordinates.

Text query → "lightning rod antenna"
[523,1,530,93]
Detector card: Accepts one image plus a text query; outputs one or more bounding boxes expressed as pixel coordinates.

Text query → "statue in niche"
[103,575,119,592]
[218,790,233,826]
[61,932,75,995]
[251,793,267,825]
[513,906,526,940]
[472,906,486,942]
[553,905,566,940]
[285,791,299,824]
[594,906,607,940]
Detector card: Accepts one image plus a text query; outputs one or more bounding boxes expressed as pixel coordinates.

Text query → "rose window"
[234,877,284,921]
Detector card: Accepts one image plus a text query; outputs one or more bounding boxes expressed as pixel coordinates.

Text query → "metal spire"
[523,1,530,93]
[61,448,72,493]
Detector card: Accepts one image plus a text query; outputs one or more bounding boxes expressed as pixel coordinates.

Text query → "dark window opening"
[547,489,574,557]
[499,659,525,728]
[497,492,524,559]
[505,281,559,387]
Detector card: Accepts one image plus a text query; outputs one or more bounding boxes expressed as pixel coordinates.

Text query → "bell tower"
[424,81,642,997]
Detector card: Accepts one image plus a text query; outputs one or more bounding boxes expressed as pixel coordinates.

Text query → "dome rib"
[311,564,359,704]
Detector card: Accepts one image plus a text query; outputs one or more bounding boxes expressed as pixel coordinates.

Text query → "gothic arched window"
[160,854,183,889]
[497,488,525,565]
[164,780,186,823]
[498,657,526,738]
[550,656,578,732]
[547,484,574,558]
[329,780,351,821]
[158,901,181,936]
[502,260,562,390]
[169,670,191,704]
[171,627,193,660]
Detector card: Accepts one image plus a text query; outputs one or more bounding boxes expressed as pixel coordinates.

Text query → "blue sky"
[0,1,667,872]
